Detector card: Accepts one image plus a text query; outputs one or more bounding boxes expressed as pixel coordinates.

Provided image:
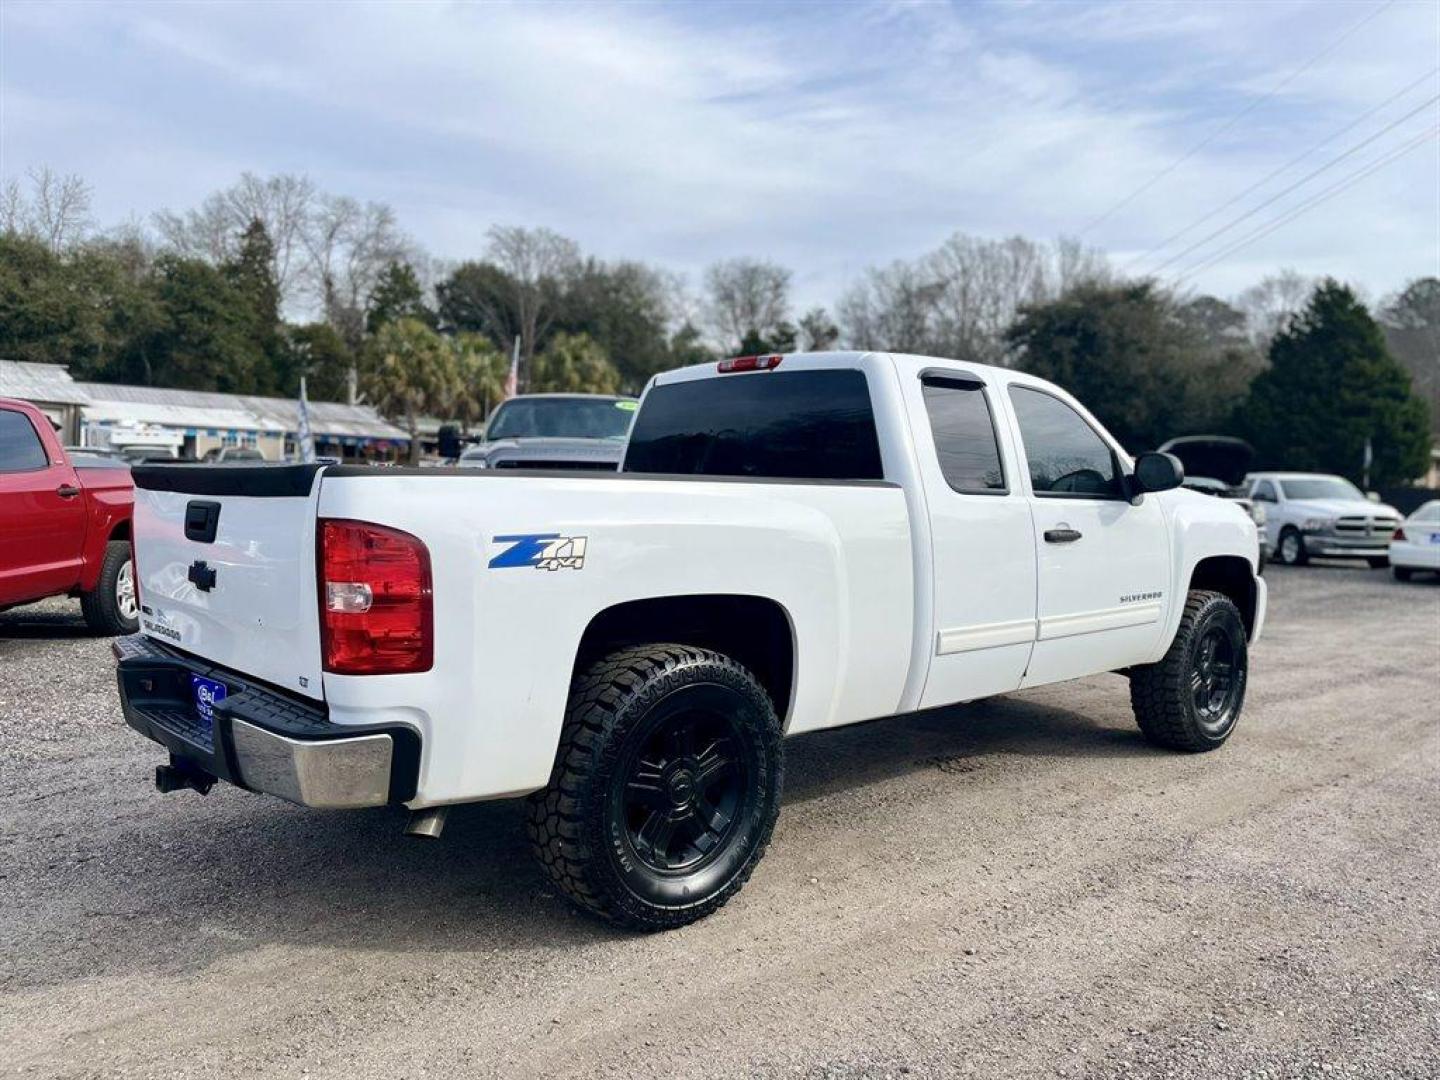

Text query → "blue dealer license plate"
[191,675,227,737]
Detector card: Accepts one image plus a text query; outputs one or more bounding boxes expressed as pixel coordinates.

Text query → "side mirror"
[1365,491,1381,503]
[1129,451,1184,501]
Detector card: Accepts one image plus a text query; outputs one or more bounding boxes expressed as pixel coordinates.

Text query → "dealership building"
[0,360,410,461]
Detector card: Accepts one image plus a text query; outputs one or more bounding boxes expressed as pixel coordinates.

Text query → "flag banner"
[297,376,317,464]
[504,336,520,400]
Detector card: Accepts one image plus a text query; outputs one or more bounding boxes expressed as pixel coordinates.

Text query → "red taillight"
[1392,527,1407,542]
[718,354,783,373]
[319,519,432,675]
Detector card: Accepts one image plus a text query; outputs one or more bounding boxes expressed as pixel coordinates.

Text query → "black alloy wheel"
[528,644,783,930]
[1190,621,1244,738]
[615,698,750,878]
[1130,590,1248,752]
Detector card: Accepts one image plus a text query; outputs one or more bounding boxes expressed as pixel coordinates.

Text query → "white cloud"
[1,0,1435,310]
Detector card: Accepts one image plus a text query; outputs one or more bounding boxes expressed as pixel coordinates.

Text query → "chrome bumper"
[1301,533,1390,556]
[230,720,394,808]
[114,635,417,809]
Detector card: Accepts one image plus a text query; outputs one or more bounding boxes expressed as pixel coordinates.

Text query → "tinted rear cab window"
[921,377,1006,494]
[623,369,883,480]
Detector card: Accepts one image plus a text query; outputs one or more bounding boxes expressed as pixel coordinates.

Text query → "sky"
[2,0,1437,313]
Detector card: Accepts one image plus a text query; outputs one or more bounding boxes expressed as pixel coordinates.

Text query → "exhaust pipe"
[404,806,448,840]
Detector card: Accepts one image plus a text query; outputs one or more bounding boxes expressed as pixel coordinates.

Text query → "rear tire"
[1366,556,1389,569]
[1393,565,1413,582]
[1276,527,1307,566]
[80,540,139,636]
[527,644,783,930]
[1129,590,1247,753]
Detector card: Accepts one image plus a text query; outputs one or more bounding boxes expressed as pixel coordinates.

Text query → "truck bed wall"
[316,471,915,804]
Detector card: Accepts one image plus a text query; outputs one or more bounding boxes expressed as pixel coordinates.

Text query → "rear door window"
[1008,386,1122,498]
[623,370,883,480]
[0,410,50,472]
[921,377,1006,494]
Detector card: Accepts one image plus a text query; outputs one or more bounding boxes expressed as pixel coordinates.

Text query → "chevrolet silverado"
[115,352,1265,929]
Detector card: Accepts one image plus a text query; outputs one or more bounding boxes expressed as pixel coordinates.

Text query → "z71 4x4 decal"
[489,533,588,571]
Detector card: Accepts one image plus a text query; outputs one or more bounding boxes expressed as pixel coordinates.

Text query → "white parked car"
[1389,500,1440,581]
[1246,472,1402,568]
[116,351,1265,929]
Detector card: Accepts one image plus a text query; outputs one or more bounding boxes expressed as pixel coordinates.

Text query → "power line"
[1077,0,1397,237]
[1145,91,1440,276]
[1171,125,1438,286]
[1125,66,1440,272]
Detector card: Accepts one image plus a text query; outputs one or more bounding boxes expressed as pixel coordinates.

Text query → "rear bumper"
[1390,541,1440,570]
[114,635,419,808]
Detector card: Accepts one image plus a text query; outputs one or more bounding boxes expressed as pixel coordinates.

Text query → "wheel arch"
[1188,555,1257,638]
[572,594,797,728]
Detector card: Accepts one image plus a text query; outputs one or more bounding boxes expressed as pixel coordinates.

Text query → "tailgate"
[130,464,326,700]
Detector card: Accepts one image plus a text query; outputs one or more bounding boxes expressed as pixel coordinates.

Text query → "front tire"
[1276,527,1307,566]
[1393,565,1413,581]
[80,540,139,636]
[1366,556,1389,569]
[528,644,783,930]
[1129,590,1248,752]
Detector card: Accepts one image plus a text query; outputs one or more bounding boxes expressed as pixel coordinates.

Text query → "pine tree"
[366,261,432,332]
[1240,280,1431,486]
[223,218,284,392]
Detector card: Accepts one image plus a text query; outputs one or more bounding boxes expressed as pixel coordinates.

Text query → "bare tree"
[153,173,419,342]
[1053,236,1112,295]
[924,235,1053,364]
[703,257,791,352]
[154,172,315,304]
[1378,276,1440,421]
[0,167,94,250]
[152,199,231,263]
[837,233,1108,362]
[837,259,940,354]
[485,225,580,387]
[656,268,697,332]
[303,195,415,344]
[0,178,24,236]
[1233,269,1316,350]
[30,167,93,251]
[797,307,840,352]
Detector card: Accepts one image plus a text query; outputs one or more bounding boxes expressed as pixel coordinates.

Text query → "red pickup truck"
[0,398,136,634]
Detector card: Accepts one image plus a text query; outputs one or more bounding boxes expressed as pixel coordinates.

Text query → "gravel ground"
[1,564,1437,1079]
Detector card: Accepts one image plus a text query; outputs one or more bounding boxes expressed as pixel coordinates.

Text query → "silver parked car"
[458,394,637,471]
[1246,472,1401,567]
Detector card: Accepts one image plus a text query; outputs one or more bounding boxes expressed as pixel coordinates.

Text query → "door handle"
[1043,527,1082,543]
[56,484,81,499]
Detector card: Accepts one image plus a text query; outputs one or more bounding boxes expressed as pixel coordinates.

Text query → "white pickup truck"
[116,351,1265,929]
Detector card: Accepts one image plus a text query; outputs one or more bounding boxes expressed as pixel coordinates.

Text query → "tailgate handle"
[184,500,222,544]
